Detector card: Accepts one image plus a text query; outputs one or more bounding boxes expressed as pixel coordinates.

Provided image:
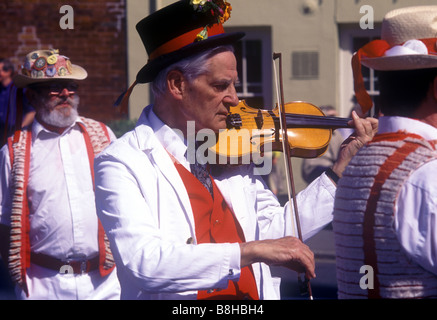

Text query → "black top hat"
[135,0,244,83]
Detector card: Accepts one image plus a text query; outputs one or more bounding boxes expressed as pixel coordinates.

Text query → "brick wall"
[1,0,127,123]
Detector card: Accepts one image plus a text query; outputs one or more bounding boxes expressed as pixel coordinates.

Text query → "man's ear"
[167,70,185,100]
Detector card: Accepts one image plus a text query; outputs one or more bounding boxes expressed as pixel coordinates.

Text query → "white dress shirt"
[0,118,120,299]
[94,105,337,300]
[378,116,437,276]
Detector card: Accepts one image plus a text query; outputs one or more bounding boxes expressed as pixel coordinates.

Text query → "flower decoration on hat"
[190,0,232,41]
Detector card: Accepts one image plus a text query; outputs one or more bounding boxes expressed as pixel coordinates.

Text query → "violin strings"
[233,113,349,122]
[231,114,350,128]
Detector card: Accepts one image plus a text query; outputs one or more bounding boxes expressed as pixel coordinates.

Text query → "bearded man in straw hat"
[333,6,437,299]
[94,0,376,300]
[0,49,120,299]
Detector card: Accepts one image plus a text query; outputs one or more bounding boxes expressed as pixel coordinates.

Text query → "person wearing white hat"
[0,49,120,299]
[333,6,437,299]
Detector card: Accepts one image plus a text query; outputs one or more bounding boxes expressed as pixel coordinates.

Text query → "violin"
[209,100,351,161]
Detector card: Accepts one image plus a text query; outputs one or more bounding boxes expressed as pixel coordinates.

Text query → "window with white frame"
[353,37,380,98]
[230,27,272,109]
[339,25,381,117]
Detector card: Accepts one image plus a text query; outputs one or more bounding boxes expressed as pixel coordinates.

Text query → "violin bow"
[273,52,314,300]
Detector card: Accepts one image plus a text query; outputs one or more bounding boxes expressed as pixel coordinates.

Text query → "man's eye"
[214,84,228,91]
[214,83,229,91]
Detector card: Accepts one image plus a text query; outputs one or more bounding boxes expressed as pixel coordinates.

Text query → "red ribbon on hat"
[149,23,225,61]
[352,40,391,114]
[353,38,437,114]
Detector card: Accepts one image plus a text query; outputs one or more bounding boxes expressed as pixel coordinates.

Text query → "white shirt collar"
[32,117,83,142]
[148,106,190,167]
[378,116,437,140]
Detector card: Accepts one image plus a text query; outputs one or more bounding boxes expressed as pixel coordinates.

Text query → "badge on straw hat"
[13,49,87,88]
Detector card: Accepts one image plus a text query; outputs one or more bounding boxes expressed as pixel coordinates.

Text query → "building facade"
[2,0,435,191]
[127,0,437,120]
[125,0,436,192]
[1,0,127,123]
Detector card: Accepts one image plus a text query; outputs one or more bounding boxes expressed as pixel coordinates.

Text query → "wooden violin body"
[209,100,350,161]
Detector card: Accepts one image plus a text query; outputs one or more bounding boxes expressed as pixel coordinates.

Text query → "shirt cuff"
[320,172,337,197]
[224,243,241,282]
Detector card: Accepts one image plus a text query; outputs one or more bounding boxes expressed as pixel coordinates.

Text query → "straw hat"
[360,6,437,71]
[13,49,87,88]
[353,6,437,112]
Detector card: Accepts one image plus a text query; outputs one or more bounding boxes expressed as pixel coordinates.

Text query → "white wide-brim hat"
[353,6,437,113]
[361,6,437,71]
[13,49,87,88]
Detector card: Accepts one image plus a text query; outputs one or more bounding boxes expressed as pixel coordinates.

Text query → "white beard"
[38,95,80,128]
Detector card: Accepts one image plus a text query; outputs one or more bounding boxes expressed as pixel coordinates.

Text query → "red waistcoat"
[173,161,259,300]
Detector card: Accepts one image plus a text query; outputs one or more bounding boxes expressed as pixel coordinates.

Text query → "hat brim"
[362,54,437,71]
[136,31,245,83]
[13,64,88,88]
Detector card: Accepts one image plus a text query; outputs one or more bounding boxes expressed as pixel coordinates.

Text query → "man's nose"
[225,85,240,107]
[59,88,72,96]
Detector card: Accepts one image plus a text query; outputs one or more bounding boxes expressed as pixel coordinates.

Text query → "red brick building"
[1,0,127,123]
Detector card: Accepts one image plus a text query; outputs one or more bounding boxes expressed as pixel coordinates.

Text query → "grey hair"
[151,45,235,99]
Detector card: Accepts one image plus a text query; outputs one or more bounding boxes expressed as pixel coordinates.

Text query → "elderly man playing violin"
[94,0,377,300]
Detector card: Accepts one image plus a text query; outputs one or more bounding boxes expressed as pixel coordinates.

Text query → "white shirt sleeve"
[94,146,241,293]
[255,169,336,242]
[395,159,437,275]
[296,172,337,241]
